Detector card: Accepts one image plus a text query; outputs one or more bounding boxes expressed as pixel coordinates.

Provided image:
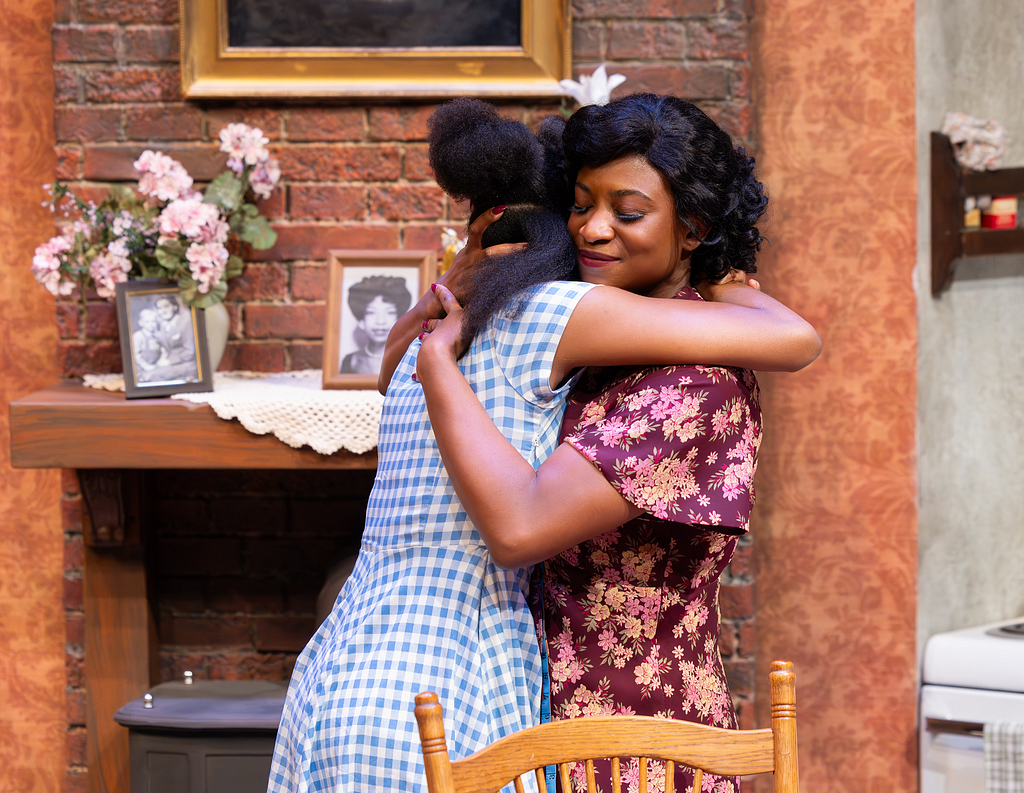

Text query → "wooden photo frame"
[323,250,437,390]
[114,281,212,399]
[180,0,570,99]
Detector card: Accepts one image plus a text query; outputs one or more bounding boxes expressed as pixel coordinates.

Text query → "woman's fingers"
[432,282,463,313]
[465,205,508,247]
[714,268,748,285]
[481,242,529,258]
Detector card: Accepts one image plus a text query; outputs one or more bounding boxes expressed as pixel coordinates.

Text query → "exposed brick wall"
[60,470,87,793]
[152,469,373,682]
[720,536,755,729]
[51,0,755,789]
[51,0,753,377]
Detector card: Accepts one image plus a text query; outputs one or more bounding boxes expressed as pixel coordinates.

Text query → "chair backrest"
[415,660,797,793]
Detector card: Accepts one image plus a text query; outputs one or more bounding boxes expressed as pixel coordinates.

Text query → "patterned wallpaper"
[750,0,919,789]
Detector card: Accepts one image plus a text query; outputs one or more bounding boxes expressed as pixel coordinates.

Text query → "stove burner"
[987,622,1024,638]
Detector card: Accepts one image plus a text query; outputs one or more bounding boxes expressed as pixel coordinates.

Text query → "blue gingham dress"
[269,281,597,793]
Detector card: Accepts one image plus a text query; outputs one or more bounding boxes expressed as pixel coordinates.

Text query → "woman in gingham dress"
[269,108,818,793]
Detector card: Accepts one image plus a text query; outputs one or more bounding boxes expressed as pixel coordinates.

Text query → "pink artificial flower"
[158,198,223,242]
[89,249,132,300]
[32,234,71,272]
[134,150,194,202]
[185,241,229,293]
[249,157,281,200]
[218,123,270,173]
[199,217,230,244]
[31,235,76,296]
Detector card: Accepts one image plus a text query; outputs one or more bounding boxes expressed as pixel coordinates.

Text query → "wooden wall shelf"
[9,381,377,470]
[931,132,1024,294]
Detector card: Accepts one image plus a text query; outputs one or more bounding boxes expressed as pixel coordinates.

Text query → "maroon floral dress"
[534,287,762,793]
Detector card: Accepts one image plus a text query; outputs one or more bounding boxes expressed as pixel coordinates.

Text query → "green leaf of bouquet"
[160,238,187,257]
[179,277,227,308]
[204,172,244,212]
[109,184,137,206]
[225,255,245,280]
[243,203,259,217]
[155,245,184,274]
[239,215,276,250]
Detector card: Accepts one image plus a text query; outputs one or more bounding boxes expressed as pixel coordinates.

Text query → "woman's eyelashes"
[569,204,645,222]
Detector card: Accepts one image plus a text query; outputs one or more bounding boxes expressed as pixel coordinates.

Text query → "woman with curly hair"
[417,94,788,793]
[270,96,818,793]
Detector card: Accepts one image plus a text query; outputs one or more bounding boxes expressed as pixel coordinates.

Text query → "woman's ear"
[678,215,705,253]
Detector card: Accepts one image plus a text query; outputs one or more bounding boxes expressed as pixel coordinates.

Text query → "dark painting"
[228,0,522,49]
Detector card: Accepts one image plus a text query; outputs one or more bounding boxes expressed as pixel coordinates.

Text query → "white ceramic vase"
[203,301,230,373]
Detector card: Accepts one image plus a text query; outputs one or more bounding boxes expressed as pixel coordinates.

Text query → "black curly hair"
[428,98,578,348]
[563,93,768,283]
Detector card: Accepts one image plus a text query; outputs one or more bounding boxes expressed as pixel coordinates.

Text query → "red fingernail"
[411,372,419,381]
[430,283,437,293]
[418,333,426,340]
[422,320,429,329]
[492,205,507,215]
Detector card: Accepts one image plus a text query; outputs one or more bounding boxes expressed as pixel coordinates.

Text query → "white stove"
[921,617,1024,792]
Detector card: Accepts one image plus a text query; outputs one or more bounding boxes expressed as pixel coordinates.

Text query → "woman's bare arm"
[418,277,820,568]
[417,286,641,568]
[548,281,820,386]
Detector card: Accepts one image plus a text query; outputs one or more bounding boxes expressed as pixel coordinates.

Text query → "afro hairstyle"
[427,98,578,349]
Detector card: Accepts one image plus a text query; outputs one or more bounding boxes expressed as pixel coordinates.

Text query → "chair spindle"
[513,775,525,793]
[611,757,621,793]
[665,760,674,793]
[691,768,703,793]
[585,759,596,793]
[639,757,647,793]
[533,768,546,793]
[559,763,572,793]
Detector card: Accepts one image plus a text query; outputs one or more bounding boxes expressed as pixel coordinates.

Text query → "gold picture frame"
[180,0,570,99]
[323,250,437,390]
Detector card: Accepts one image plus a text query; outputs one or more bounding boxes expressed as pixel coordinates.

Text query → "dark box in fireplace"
[115,679,288,793]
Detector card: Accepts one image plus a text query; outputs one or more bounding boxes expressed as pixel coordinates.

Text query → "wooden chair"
[415,660,797,793]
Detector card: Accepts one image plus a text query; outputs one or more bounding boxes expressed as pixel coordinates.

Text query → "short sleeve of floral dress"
[537,287,762,793]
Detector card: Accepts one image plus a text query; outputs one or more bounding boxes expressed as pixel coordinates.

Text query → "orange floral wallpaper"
[750,0,919,790]
[0,0,66,791]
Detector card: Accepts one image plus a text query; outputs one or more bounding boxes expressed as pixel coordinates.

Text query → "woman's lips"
[578,250,617,267]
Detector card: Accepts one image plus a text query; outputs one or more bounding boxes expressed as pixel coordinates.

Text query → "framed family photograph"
[179,0,569,98]
[323,250,437,389]
[114,281,213,399]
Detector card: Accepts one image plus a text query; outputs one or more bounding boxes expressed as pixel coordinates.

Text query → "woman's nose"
[580,210,614,243]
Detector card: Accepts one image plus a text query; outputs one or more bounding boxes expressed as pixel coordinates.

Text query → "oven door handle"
[926,718,985,737]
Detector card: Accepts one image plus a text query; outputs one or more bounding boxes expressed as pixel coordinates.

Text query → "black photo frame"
[114,280,213,399]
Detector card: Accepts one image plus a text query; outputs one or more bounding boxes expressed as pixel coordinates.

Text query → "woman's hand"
[416,284,469,373]
[438,206,527,303]
[377,205,525,394]
[694,268,761,301]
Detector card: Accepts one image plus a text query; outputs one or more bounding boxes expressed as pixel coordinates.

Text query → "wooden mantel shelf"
[9,381,377,469]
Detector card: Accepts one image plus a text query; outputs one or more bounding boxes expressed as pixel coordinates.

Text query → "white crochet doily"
[82,370,384,455]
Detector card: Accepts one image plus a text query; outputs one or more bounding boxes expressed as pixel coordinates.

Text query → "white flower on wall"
[559,65,627,107]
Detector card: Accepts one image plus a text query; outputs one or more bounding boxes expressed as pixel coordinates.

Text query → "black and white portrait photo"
[338,270,415,376]
[323,251,436,389]
[115,282,212,398]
